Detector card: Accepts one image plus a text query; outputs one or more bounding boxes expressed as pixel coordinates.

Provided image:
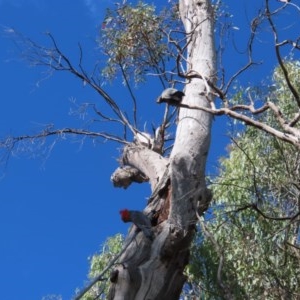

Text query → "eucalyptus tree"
[79,0,216,298]
[2,0,300,299]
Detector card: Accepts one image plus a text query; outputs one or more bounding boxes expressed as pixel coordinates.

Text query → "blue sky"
[0,1,298,300]
[0,1,145,299]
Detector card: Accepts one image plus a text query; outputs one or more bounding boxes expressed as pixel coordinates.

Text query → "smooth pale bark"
[122,144,168,190]
[108,1,215,299]
[169,0,215,227]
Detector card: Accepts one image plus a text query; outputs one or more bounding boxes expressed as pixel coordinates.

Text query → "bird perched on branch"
[120,209,153,240]
[156,88,185,105]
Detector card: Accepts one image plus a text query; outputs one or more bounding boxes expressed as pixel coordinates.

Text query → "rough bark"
[108,1,215,299]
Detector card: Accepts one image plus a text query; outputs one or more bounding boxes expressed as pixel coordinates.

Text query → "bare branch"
[0,127,128,159]
[168,101,300,149]
[223,11,263,95]
[268,101,300,137]
[226,203,300,222]
[12,30,138,140]
[289,110,300,127]
[265,0,300,108]
[277,38,300,51]
[119,63,138,127]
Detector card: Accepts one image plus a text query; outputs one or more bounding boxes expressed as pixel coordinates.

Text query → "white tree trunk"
[109,1,215,299]
[169,0,216,227]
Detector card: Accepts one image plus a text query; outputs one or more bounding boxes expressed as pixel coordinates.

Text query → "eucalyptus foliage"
[80,234,124,300]
[185,62,300,299]
[100,1,182,85]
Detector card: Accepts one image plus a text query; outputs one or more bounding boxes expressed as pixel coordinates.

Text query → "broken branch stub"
[110,166,149,189]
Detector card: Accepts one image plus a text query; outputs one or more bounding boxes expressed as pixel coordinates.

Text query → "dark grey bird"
[120,209,153,240]
[156,88,185,105]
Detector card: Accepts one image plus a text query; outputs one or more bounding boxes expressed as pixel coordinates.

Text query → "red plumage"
[120,209,131,222]
[119,209,153,240]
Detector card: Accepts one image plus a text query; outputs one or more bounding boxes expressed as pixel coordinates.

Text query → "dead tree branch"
[265,0,300,108]
[169,102,300,149]
[0,127,128,163]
